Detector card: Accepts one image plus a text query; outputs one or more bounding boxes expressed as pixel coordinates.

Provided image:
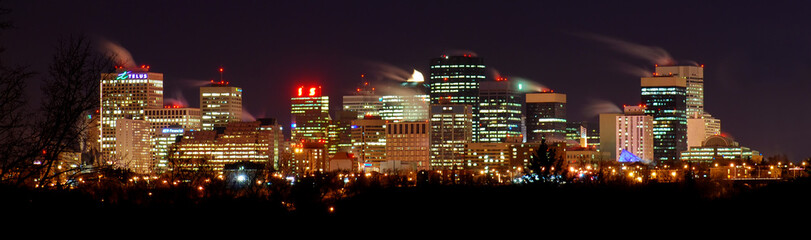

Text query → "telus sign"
[116,71,149,80]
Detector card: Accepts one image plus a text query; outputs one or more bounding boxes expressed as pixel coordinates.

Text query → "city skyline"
[3,1,810,161]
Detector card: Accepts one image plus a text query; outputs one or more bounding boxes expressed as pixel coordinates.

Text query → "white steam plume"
[163,90,190,107]
[406,70,424,82]
[512,77,548,92]
[583,99,623,118]
[575,32,675,66]
[616,61,653,78]
[98,38,136,68]
[242,107,256,122]
[362,61,411,82]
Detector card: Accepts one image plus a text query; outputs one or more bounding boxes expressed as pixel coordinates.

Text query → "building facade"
[478,80,523,143]
[429,55,485,141]
[525,92,567,143]
[200,81,242,130]
[100,67,163,160]
[641,74,688,165]
[615,105,654,162]
[350,117,387,169]
[291,86,330,142]
[386,121,430,171]
[429,104,473,170]
[114,119,152,174]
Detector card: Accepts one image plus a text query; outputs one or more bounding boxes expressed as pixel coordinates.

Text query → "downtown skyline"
[3,1,810,161]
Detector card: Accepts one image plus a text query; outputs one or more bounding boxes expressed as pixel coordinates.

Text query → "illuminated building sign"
[296,86,322,97]
[115,71,149,80]
[162,128,184,134]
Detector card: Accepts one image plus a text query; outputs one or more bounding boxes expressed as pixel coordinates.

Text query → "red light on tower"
[219,67,223,73]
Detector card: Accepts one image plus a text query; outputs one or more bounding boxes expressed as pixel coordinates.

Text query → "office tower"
[386,121,430,171]
[525,92,567,143]
[100,66,163,160]
[642,72,688,165]
[290,85,330,142]
[380,95,430,122]
[327,110,356,157]
[464,143,512,173]
[200,78,242,130]
[687,113,721,147]
[343,79,383,119]
[292,141,327,174]
[114,119,151,174]
[599,113,622,160]
[429,55,486,141]
[171,119,284,174]
[429,104,473,170]
[615,105,654,162]
[654,65,704,117]
[680,135,761,165]
[144,106,202,171]
[478,80,523,143]
[350,116,387,171]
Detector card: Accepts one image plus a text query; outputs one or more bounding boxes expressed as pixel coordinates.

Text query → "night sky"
[3,1,810,161]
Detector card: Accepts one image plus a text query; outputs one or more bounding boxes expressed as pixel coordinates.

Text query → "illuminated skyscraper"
[350,116,387,170]
[291,85,330,142]
[386,121,430,171]
[342,79,383,119]
[525,92,567,143]
[429,104,473,170]
[615,105,654,162]
[200,79,242,130]
[478,80,523,143]
[641,72,688,165]
[429,55,486,141]
[379,94,430,122]
[100,66,163,160]
[144,106,202,171]
[171,119,284,174]
[654,65,704,117]
[114,118,151,174]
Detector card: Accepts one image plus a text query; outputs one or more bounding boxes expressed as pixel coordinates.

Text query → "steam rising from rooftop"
[98,38,136,68]
[362,61,411,82]
[583,99,622,118]
[242,107,256,122]
[576,33,675,66]
[443,49,479,57]
[406,70,424,82]
[163,90,190,108]
[511,77,548,92]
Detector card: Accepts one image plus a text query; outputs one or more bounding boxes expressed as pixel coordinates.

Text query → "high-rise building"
[114,118,152,174]
[566,121,589,148]
[654,65,704,118]
[171,119,284,174]
[687,113,721,147]
[478,80,523,143]
[343,79,383,119]
[200,80,242,130]
[350,116,387,170]
[291,85,330,142]
[100,66,163,160]
[641,72,688,165]
[327,110,356,157]
[429,55,486,141]
[525,92,567,143]
[380,95,430,122]
[386,121,430,171]
[599,113,622,160]
[615,105,654,162]
[144,106,202,171]
[429,104,473,170]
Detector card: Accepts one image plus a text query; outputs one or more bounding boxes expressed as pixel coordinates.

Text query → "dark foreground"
[3,179,811,225]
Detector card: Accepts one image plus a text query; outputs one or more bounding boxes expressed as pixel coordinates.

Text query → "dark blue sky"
[3,1,810,161]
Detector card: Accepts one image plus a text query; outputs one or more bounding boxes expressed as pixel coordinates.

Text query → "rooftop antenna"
[219,66,224,82]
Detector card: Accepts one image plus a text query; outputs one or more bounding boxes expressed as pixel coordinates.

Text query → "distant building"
[386,121,430,171]
[343,79,382,119]
[100,66,163,161]
[687,113,721,148]
[350,116,387,170]
[144,107,202,171]
[478,80,523,143]
[641,72,688,165]
[327,110,355,157]
[114,118,152,174]
[429,104,473,170]
[525,92,567,143]
[380,95,430,122]
[599,113,622,160]
[200,80,242,130]
[293,141,327,174]
[680,135,761,165]
[615,105,654,163]
[429,55,486,141]
[171,119,284,174]
[291,85,330,142]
